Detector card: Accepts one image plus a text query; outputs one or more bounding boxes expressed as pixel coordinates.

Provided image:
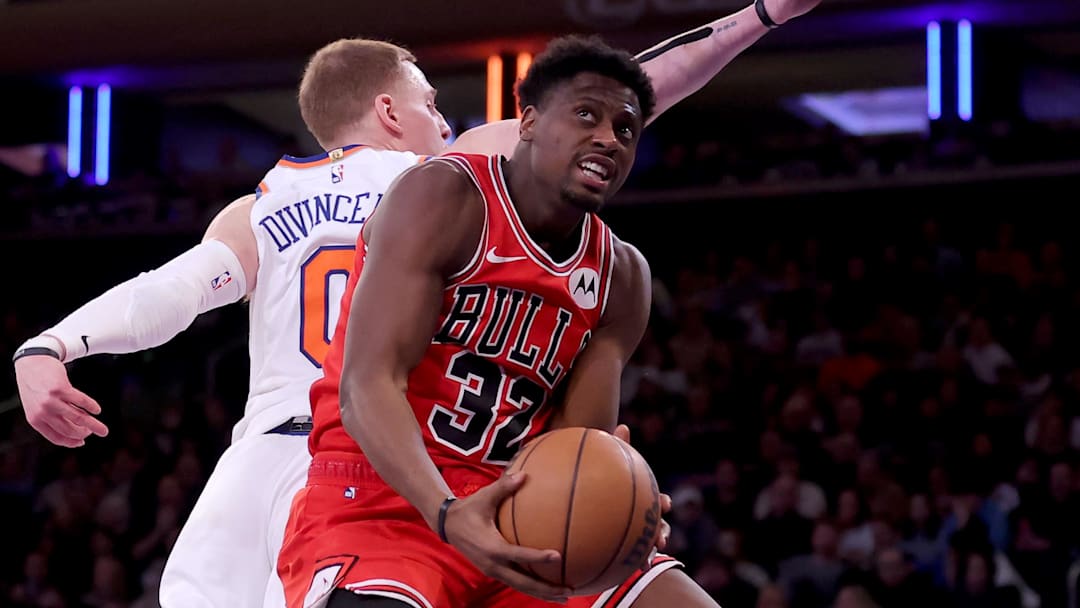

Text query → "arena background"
[2,0,1080,606]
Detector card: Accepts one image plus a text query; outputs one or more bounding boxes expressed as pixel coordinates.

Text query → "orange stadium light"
[515,53,533,118]
[486,55,503,123]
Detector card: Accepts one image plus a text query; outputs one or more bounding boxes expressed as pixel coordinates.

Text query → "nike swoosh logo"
[80,335,90,353]
[486,247,527,264]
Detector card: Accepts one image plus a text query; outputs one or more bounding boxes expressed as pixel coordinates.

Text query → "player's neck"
[324,127,395,153]
[502,157,585,249]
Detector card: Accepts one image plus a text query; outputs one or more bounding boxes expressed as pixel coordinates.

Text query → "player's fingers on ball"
[488,471,526,501]
[614,423,630,443]
[501,543,560,566]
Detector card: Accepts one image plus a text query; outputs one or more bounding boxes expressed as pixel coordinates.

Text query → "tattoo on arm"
[636,26,714,63]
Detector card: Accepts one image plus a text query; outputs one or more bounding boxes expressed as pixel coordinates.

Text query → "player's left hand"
[15,354,108,448]
[613,424,671,554]
[763,0,823,25]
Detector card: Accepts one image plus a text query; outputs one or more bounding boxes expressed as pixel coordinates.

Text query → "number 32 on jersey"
[300,246,354,367]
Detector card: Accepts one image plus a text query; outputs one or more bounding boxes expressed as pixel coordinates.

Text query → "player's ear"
[374,94,405,136]
[519,106,538,142]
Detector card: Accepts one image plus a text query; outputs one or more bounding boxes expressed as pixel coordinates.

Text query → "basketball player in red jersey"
[278,36,721,608]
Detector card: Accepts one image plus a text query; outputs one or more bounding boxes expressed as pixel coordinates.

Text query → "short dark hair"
[516,35,656,122]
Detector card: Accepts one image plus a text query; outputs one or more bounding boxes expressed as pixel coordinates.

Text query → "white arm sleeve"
[27,240,247,363]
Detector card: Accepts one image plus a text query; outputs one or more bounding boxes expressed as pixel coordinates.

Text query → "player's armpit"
[202,194,259,294]
[548,240,652,432]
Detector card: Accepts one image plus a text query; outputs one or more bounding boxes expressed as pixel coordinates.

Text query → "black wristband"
[12,346,61,363]
[755,0,780,28]
[437,496,457,543]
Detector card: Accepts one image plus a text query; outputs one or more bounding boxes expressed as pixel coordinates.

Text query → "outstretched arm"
[637,0,821,119]
[13,195,257,447]
[449,0,821,157]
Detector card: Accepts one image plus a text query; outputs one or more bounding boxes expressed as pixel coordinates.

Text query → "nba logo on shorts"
[331,164,344,184]
[569,267,600,310]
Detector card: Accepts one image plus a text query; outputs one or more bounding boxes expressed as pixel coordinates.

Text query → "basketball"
[497,427,662,595]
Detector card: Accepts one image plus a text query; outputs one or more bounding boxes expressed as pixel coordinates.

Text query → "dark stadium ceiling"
[0,0,1077,112]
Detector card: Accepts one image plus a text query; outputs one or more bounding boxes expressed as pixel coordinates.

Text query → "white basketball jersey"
[233,144,430,440]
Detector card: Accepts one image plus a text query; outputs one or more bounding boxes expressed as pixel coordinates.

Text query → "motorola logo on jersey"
[569,267,600,310]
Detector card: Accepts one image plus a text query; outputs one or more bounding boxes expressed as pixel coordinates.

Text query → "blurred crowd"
[5,116,1079,239]
[4,201,1080,608]
[623,217,1079,608]
[0,302,247,608]
[629,118,1080,192]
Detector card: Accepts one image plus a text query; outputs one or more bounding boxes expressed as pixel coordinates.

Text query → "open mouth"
[579,160,611,182]
[576,155,617,190]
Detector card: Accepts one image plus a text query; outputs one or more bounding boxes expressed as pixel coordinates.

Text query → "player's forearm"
[638,4,768,120]
[341,379,453,531]
[18,241,245,362]
[548,368,621,432]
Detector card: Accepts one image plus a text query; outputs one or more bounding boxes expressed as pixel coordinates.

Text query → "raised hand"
[764,0,823,25]
[15,355,108,447]
[442,472,573,602]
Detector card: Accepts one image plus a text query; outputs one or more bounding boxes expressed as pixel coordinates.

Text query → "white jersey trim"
[599,225,617,319]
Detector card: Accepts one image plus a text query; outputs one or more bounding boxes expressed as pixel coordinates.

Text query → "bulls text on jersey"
[433,284,593,389]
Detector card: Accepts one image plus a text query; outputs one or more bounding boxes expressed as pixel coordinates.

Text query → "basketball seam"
[510,432,554,577]
[579,435,638,591]
[561,428,590,587]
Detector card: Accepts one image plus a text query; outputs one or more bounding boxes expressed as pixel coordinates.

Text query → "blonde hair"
[298,39,417,148]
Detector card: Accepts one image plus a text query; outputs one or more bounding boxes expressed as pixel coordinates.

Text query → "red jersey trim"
[488,156,592,277]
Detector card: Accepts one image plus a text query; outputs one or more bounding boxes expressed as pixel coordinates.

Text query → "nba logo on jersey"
[211,271,233,291]
[331,164,344,184]
[569,267,600,310]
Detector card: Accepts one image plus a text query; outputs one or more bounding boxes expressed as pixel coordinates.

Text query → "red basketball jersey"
[309,153,616,480]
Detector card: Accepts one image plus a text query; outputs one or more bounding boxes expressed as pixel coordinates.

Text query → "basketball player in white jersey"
[12,1,820,606]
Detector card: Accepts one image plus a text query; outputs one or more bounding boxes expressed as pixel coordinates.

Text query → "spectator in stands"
[777,519,846,608]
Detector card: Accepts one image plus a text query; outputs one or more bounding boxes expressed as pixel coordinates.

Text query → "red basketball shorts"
[277,455,682,608]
